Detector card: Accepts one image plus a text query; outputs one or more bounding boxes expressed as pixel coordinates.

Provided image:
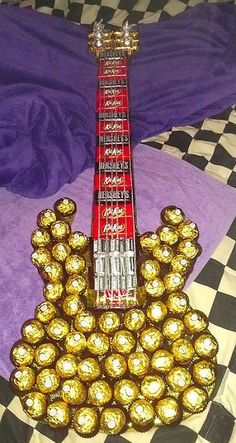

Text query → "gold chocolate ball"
[140,327,164,352]
[171,254,191,275]
[47,318,69,341]
[166,367,192,392]
[151,349,174,373]
[177,240,200,260]
[192,360,216,386]
[98,311,121,334]
[157,225,179,246]
[61,379,86,405]
[112,330,136,354]
[65,275,87,296]
[74,311,96,333]
[31,228,51,248]
[171,338,195,364]
[47,401,70,428]
[129,399,155,427]
[65,331,87,354]
[11,366,36,392]
[146,301,168,324]
[37,368,60,394]
[139,232,160,252]
[124,309,145,331]
[178,220,199,240]
[31,247,51,268]
[54,197,76,218]
[42,262,64,283]
[62,294,85,317]
[153,244,174,264]
[77,358,101,382]
[194,333,218,358]
[35,343,58,367]
[68,231,89,252]
[105,354,127,379]
[141,375,166,400]
[145,278,165,298]
[140,259,161,280]
[166,292,189,316]
[156,396,181,424]
[128,352,150,377]
[162,318,185,341]
[88,380,112,406]
[50,220,71,241]
[163,271,185,292]
[65,255,85,275]
[87,332,110,356]
[101,408,126,434]
[184,310,208,334]
[73,407,98,435]
[161,206,185,226]
[37,209,57,229]
[43,282,64,302]
[11,341,34,367]
[56,354,78,378]
[114,379,139,405]
[35,301,57,323]
[22,319,45,345]
[182,385,208,413]
[22,391,47,419]
[51,242,71,262]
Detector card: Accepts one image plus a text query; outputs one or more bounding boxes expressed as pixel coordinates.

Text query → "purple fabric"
[0,3,236,197]
[1,144,236,379]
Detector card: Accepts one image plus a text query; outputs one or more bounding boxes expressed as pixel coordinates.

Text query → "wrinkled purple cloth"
[1,144,236,379]
[0,3,236,197]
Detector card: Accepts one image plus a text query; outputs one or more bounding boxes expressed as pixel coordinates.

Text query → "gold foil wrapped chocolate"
[151,349,174,373]
[124,308,145,331]
[162,318,185,341]
[73,407,99,435]
[37,209,57,229]
[62,294,85,317]
[47,318,69,341]
[147,301,168,324]
[47,401,70,427]
[74,311,96,333]
[65,331,87,354]
[114,379,139,405]
[129,399,155,427]
[31,248,51,268]
[140,327,164,352]
[65,275,87,296]
[11,341,34,367]
[50,220,71,241]
[43,282,64,302]
[98,311,121,333]
[22,319,45,345]
[141,375,166,400]
[166,367,192,392]
[153,244,174,263]
[166,292,189,316]
[161,206,185,226]
[145,278,165,298]
[54,197,77,220]
[156,397,181,424]
[112,330,136,354]
[171,338,195,364]
[37,368,60,394]
[140,259,161,280]
[171,254,191,275]
[65,254,86,275]
[42,262,64,283]
[101,407,126,434]
[52,242,71,262]
[157,225,179,245]
[31,228,51,248]
[178,220,199,240]
[194,333,218,358]
[105,354,127,378]
[88,380,112,406]
[128,352,150,377]
[182,385,208,413]
[35,301,57,323]
[11,366,36,393]
[163,272,185,292]
[139,232,160,252]
[22,391,47,419]
[61,379,86,405]
[87,332,110,355]
[77,358,101,382]
[68,231,89,253]
[177,240,200,260]
[35,343,58,367]
[184,310,208,334]
[56,354,78,378]
[192,360,216,386]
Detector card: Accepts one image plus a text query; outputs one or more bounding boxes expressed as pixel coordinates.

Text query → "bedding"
[0,1,236,443]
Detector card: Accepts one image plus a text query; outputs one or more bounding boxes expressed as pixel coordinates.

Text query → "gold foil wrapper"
[194,333,218,358]
[129,399,155,427]
[35,343,58,367]
[182,385,208,413]
[11,366,36,392]
[151,349,174,373]
[140,259,161,280]
[161,206,185,226]
[166,292,189,316]
[162,318,185,341]
[50,220,71,241]
[128,352,150,377]
[37,209,57,229]
[171,338,195,364]
[65,255,86,275]
[98,311,121,333]
[31,229,51,248]
[35,301,57,323]
[156,396,181,424]
[37,368,60,394]
[77,358,101,382]
[52,242,71,262]
[47,318,69,341]
[105,353,127,379]
[139,232,160,252]
[147,301,168,324]
[88,380,112,406]
[141,375,166,400]
[74,311,96,333]
[171,254,191,275]
[11,341,34,367]
[101,408,126,434]
[22,391,47,419]
[178,220,199,240]
[62,294,85,317]
[157,225,179,246]
[31,247,51,268]
[112,330,136,354]
[114,379,139,405]
[87,332,110,356]
[124,309,145,331]
[184,310,208,334]
[177,240,200,260]
[47,401,70,427]
[43,282,64,302]
[163,272,185,292]
[68,231,89,252]
[192,360,216,386]
[153,244,174,263]
[22,320,45,345]
[73,407,99,435]
[145,278,165,298]
[54,197,77,219]
[65,331,87,354]
[61,379,86,405]
[140,327,164,352]
[56,354,78,378]
[166,367,192,392]
[42,262,64,283]
[65,275,87,296]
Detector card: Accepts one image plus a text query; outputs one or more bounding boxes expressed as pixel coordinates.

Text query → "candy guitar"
[9,23,218,436]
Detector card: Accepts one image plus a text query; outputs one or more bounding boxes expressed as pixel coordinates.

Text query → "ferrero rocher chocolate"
[21,391,47,419]
[56,354,78,378]
[65,255,86,275]
[162,318,185,341]
[42,262,64,283]
[112,330,136,354]
[171,338,195,364]
[11,366,36,392]
[140,327,164,352]
[11,341,34,367]
[153,244,174,263]
[35,301,57,323]
[171,254,191,275]
[37,209,57,229]
[114,379,139,405]
[22,319,45,344]
[47,401,70,428]
[184,310,208,334]
[62,294,85,317]
[124,309,145,331]
[194,333,218,358]
[141,375,166,400]
[139,232,160,252]
[100,408,126,434]
[73,407,99,435]
[105,354,127,378]
[166,292,189,316]
[65,331,87,354]
[77,358,101,382]
[98,311,121,333]
[166,367,192,392]
[182,385,208,413]
[88,380,112,406]
[50,220,71,241]
[163,271,185,292]
[51,242,71,262]
[147,301,168,324]
[177,240,200,260]
[61,379,86,405]
[129,399,155,427]
[87,332,110,356]
[31,228,51,248]
[128,352,150,377]
[68,231,89,252]
[178,220,199,240]
[43,282,64,302]
[47,318,69,341]
[35,343,58,367]
[145,278,165,298]
[74,311,96,333]
[157,225,179,246]
[156,397,181,424]
[37,368,60,394]
[192,360,216,386]
[65,275,87,296]
[140,259,161,280]
[54,197,77,220]
[161,206,185,226]
[151,349,174,373]
[31,247,51,268]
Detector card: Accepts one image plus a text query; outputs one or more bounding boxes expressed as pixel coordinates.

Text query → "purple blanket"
[1,144,236,379]
[1,3,236,197]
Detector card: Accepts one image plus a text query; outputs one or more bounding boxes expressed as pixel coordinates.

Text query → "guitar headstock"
[88,21,139,58]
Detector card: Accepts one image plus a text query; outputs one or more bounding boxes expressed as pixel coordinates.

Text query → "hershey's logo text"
[96,161,130,172]
[98,111,128,121]
[98,134,129,145]
[96,189,131,202]
[99,78,127,87]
